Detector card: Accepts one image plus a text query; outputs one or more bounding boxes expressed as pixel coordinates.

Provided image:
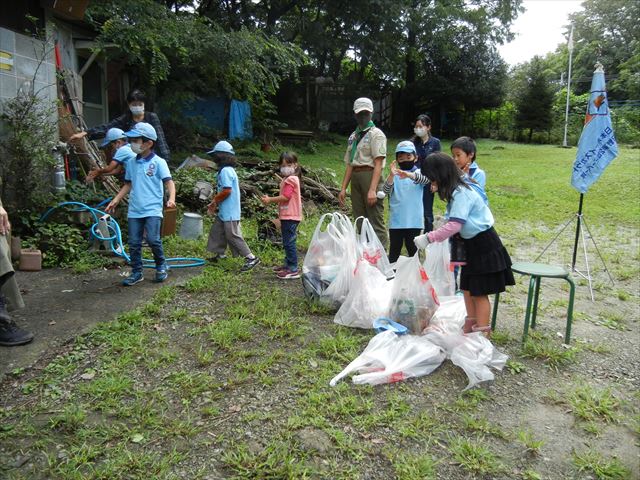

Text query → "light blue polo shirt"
[113,144,136,167]
[446,185,494,239]
[389,167,424,229]
[124,152,171,219]
[217,166,241,221]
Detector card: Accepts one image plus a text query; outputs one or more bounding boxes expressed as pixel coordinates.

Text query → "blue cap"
[207,140,235,155]
[395,140,416,155]
[125,122,157,141]
[100,128,127,148]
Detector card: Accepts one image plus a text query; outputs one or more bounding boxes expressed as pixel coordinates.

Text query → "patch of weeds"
[256,312,306,339]
[168,307,189,322]
[490,330,512,346]
[573,449,631,480]
[79,370,134,407]
[506,359,526,374]
[325,427,367,460]
[390,450,438,480]
[462,415,508,439]
[576,340,611,354]
[569,385,619,423]
[521,331,578,370]
[195,344,216,366]
[205,316,252,349]
[516,428,544,455]
[573,310,591,321]
[452,388,490,412]
[140,302,162,317]
[49,404,87,433]
[521,469,543,480]
[316,328,366,363]
[201,405,221,417]
[222,439,316,478]
[397,411,443,440]
[614,265,637,282]
[448,435,504,476]
[593,310,627,331]
[152,284,177,306]
[615,289,630,301]
[166,371,221,401]
[306,299,336,316]
[583,421,602,436]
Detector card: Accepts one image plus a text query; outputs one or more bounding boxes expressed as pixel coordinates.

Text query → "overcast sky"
[497,0,584,66]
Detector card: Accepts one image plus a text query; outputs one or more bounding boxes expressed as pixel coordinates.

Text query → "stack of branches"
[175,155,341,214]
[236,156,340,206]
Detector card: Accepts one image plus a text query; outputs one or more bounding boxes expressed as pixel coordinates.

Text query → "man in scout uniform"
[338,97,388,247]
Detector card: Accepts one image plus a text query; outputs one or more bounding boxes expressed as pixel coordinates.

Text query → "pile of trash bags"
[302,212,507,390]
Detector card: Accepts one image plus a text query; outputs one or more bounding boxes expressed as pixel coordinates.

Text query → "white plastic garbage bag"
[355,216,394,279]
[427,295,466,335]
[334,259,392,329]
[387,254,439,334]
[330,330,446,386]
[302,213,351,300]
[424,297,507,390]
[424,241,455,298]
[450,333,508,390]
[321,214,358,307]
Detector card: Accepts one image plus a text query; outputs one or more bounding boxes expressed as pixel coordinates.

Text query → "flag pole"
[562,25,574,148]
[571,193,583,270]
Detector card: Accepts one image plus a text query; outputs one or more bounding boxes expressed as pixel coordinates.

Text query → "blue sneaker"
[122,271,144,286]
[154,264,169,283]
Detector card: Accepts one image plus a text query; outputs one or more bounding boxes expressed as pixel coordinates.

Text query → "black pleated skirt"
[460,227,515,296]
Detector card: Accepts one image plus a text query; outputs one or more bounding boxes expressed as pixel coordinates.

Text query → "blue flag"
[571,64,618,193]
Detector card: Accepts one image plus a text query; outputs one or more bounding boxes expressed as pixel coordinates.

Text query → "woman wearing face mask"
[69,89,171,161]
[412,114,441,232]
[383,141,424,263]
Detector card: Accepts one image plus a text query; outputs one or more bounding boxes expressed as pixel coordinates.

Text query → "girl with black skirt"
[412,153,515,336]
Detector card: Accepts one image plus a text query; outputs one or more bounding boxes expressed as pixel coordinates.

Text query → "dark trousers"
[128,216,165,274]
[388,228,422,263]
[281,219,300,271]
[423,188,434,232]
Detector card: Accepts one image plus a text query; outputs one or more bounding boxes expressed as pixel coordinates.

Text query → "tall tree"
[514,56,555,142]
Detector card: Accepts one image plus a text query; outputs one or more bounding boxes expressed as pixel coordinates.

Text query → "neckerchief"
[349,120,375,164]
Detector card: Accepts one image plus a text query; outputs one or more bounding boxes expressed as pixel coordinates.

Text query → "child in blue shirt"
[205,141,259,272]
[383,141,424,263]
[106,122,176,286]
[413,153,514,336]
[451,136,488,204]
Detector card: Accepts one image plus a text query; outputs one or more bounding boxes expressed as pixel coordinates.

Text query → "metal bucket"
[179,212,203,240]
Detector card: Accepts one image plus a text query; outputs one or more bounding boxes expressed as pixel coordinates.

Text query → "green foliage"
[573,450,632,480]
[87,0,306,147]
[514,57,555,142]
[0,79,57,214]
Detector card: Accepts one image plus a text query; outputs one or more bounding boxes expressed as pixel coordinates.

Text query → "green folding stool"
[491,262,576,344]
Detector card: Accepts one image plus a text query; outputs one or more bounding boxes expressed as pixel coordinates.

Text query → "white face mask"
[414,127,427,137]
[280,166,295,176]
[130,105,144,115]
[131,142,144,154]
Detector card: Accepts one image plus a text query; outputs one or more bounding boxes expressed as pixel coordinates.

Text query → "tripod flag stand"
[536,63,618,301]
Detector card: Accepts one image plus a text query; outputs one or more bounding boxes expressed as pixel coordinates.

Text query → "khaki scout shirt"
[343,127,387,168]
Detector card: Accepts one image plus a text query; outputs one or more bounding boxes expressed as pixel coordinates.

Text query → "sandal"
[463,316,476,334]
[472,324,492,337]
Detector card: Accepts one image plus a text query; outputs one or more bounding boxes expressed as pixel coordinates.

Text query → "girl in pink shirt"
[261,152,303,279]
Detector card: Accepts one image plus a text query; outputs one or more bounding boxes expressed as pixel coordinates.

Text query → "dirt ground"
[0,229,638,479]
[0,264,203,377]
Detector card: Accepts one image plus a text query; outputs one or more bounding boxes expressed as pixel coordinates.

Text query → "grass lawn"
[1,138,638,479]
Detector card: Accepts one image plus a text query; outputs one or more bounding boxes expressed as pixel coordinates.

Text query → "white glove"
[414,233,430,249]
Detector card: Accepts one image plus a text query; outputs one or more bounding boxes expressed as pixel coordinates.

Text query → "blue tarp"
[229,99,253,140]
[182,97,226,132]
